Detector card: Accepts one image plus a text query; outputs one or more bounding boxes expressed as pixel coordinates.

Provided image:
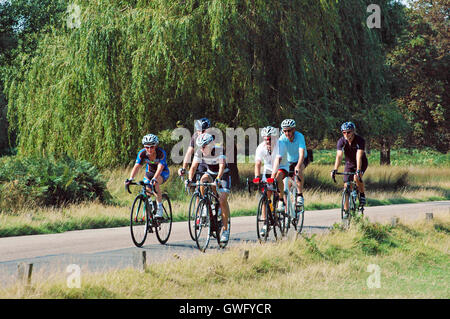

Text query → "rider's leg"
[275,170,286,207]
[219,192,229,231]
[355,175,366,205]
[199,173,211,196]
[343,182,350,211]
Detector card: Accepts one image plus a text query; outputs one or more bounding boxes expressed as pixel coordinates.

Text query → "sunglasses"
[342,131,353,135]
[144,145,156,149]
[283,129,294,133]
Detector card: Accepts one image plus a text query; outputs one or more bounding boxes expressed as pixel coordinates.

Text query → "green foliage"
[355,216,397,255]
[312,148,450,167]
[0,155,111,212]
[4,0,406,168]
[387,0,449,152]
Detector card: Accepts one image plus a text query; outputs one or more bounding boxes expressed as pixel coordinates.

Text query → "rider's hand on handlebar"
[178,168,186,176]
[125,178,133,186]
[184,179,192,188]
[331,169,337,178]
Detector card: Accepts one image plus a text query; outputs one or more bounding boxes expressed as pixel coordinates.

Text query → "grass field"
[0,161,448,237]
[1,212,448,298]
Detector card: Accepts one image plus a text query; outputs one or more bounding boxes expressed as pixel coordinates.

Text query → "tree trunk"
[380,138,391,165]
[365,138,371,155]
[226,142,240,189]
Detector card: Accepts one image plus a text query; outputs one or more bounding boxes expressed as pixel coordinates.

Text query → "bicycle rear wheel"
[194,199,211,252]
[188,192,201,241]
[130,195,149,247]
[155,193,173,244]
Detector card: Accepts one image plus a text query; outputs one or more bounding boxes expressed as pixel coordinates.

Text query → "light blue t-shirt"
[277,131,307,166]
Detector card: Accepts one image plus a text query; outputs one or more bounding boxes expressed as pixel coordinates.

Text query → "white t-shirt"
[255,140,279,176]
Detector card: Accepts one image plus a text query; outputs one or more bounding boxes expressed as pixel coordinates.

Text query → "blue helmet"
[341,122,355,132]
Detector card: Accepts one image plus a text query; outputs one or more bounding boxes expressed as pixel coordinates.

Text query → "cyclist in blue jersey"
[125,134,170,218]
[271,119,310,211]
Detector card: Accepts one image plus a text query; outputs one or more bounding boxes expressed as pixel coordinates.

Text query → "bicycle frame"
[127,181,158,226]
[333,172,364,219]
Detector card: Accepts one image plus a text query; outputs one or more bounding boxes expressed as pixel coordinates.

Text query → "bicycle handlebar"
[332,172,362,183]
[125,181,155,194]
[247,177,278,194]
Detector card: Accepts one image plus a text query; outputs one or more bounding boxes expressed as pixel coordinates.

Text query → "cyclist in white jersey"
[271,119,310,211]
[253,126,279,237]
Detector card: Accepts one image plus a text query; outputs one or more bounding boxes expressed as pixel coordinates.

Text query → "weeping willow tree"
[5,0,399,168]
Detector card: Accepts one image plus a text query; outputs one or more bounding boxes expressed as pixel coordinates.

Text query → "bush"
[0,155,112,212]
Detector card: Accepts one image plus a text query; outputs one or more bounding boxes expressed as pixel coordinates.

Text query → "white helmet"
[281,119,296,129]
[261,126,277,137]
[196,133,214,147]
[142,134,159,146]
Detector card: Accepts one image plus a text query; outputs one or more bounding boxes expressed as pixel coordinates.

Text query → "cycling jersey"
[193,145,229,175]
[255,140,279,176]
[136,147,170,182]
[190,131,208,175]
[336,134,368,182]
[277,131,308,171]
[193,145,231,192]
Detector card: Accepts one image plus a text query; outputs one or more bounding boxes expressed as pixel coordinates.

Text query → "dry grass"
[2,212,448,299]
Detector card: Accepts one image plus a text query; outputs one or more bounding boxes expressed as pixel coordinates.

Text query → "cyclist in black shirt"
[331,122,368,206]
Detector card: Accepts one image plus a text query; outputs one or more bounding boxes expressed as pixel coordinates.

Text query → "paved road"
[0,201,448,287]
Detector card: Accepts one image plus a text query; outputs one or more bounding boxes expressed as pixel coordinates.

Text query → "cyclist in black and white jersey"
[187,133,231,243]
[178,118,211,181]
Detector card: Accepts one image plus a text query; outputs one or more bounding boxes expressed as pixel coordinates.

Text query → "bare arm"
[182,146,195,170]
[333,150,343,171]
[129,163,142,180]
[254,160,262,178]
[188,159,200,181]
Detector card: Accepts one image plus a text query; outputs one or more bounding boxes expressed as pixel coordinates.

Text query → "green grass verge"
[2,214,448,298]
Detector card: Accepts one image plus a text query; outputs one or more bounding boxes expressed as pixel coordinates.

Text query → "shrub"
[0,155,112,212]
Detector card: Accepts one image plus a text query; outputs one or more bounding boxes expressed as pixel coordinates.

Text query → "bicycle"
[184,173,203,242]
[276,173,305,236]
[189,181,231,252]
[332,172,365,221]
[247,178,284,242]
[126,181,173,247]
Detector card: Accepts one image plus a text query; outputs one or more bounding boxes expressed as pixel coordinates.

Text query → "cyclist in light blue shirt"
[271,119,310,210]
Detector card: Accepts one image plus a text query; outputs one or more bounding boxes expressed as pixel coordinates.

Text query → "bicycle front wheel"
[155,193,173,244]
[194,199,211,252]
[130,195,149,247]
[188,192,201,241]
[341,190,350,221]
